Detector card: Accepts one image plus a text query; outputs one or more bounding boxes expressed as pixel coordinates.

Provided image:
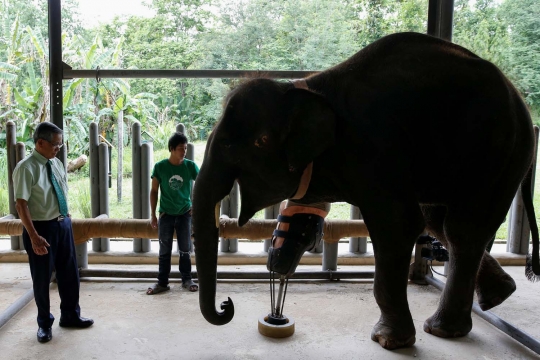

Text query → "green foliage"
[151,120,179,150]
[1,0,539,183]
[71,177,92,218]
[0,155,9,216]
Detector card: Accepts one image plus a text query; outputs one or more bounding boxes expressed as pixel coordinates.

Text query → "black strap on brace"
[267,213,325,276]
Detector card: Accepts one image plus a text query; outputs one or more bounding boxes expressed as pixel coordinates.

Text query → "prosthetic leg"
[259,201,329,338]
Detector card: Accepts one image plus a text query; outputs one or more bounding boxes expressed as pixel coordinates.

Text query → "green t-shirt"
[152,158,199,215]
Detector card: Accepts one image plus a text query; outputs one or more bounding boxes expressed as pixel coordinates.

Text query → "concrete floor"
[1,263,539,360]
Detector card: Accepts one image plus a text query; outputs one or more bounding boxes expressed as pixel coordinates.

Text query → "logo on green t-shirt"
[169,175,184,190]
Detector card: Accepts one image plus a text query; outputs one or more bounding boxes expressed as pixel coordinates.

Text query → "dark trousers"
[22,217,81,329]
[157,212,193,285]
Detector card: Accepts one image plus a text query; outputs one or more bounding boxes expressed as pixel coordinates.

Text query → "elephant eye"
[254,135,269,148]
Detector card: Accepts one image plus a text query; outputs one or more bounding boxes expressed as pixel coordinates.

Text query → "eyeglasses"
[41,138,64,149]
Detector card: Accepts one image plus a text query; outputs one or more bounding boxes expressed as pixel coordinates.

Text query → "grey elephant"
[192,32,540,350]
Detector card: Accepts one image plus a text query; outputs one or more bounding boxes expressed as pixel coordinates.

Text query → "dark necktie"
[46,160,68,216]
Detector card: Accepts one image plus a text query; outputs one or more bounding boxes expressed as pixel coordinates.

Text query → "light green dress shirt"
[12,149,69,221]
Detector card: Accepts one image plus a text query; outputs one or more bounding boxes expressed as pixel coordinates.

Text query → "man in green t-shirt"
[146,132,200,294]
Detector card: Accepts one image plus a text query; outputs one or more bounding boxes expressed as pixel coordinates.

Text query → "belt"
[33,216,66,223]
[47,215,65,222]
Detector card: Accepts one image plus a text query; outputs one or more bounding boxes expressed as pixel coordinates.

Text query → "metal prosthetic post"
[259,272,295,338]
[270,274,288,321]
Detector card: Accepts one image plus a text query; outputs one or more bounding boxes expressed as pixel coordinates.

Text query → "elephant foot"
[476,270,516,311]
[370,321,416,350]
[423,314,472,338]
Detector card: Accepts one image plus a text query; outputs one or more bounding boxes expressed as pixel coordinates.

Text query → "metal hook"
[96,66,101,83]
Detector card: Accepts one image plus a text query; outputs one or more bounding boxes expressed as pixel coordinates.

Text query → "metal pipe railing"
[425,275,540,355]
[79,269,375,281]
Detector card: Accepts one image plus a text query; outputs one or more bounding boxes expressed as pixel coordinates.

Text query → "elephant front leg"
[371,248,418,350]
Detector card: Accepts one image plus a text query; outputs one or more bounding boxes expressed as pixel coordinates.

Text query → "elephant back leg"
[423,201,509,338]
[421,205,516,311]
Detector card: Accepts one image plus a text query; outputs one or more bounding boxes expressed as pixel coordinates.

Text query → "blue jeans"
[157,212,193,285]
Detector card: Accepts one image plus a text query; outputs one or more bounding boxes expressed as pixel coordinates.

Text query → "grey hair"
[33,122,63,143]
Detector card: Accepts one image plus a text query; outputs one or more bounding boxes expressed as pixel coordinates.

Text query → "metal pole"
[187,142,195,253]
[89,123,101,252]
[140,142,153,252]
[427,0,455,41]
[0,288,34,329]
[132,122,142,252]
[79,268,376,280]
[6,121,19,250]
[64,69,316,80]
[15,143,26,250]
[117,110,124,203]
[0,274,56,330]
[98,143,110,252]
[349,206,367,253]
[48,0,66,165]
[322,241,338,271]
[425,276,540,356]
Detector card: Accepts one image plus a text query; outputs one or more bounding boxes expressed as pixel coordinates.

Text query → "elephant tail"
[522,156,540,281]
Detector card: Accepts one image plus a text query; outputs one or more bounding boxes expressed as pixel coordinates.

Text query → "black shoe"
[59,316,94,328]
[37,327,52,343]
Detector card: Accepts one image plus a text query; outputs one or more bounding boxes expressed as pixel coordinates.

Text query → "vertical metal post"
[141,142,153,252]
[176,123,185,134]
[427,0,454,41]
[187,142,195,252]
[117,111,124,202]
[349,206,367,253]
[48,0,65,163]
[89,123,101,251]
[132,121,142,252]
[98,143,110,251]
[6,121,19,250]
[322,241,338,271]
[15,143,26,250]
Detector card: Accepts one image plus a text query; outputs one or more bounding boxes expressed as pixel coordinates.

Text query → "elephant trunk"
[192,163,235,325]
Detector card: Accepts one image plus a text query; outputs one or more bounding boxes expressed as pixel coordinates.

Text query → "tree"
[499,0,540,118]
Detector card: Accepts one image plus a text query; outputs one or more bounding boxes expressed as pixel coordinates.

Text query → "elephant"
[192,32,540,350]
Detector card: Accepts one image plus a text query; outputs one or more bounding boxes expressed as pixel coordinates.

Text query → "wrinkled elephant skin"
[192,32,540,350]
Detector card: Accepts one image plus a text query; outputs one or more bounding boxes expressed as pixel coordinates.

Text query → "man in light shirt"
[13,122,93,343]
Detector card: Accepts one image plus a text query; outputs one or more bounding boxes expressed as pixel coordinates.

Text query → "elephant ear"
[283,88,336,172]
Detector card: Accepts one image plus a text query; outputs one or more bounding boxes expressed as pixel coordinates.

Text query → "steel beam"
[427,0,455,41]
[63,69,317,80]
